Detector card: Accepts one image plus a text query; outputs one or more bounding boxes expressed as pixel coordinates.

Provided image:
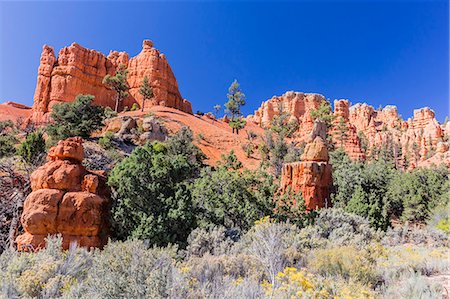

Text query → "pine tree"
[138,76,154,112]
[335,116,348,148]
[225,80,246,134]
[103,64,129,112]
[213,104,221,123]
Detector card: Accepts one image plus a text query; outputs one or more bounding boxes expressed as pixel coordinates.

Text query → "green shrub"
[130,103,139,111]
[16,131,46,164]
[191,166,276,231]
[108,141,197,246]
[98,131,115,150]
[0,134,17,158]
[104,106,117,119]
[46,94,106,141]
[108,128,203,246]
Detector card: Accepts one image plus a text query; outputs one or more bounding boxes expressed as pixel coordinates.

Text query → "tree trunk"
[115,96,119,112]
[141,99,145,112]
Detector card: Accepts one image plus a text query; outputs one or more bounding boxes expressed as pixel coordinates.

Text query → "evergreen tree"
[225,79,246,134]
[103,64,129,112]
[213,104,221,122]
[108,135,203,246]
[138,75,153,112]
[310,100,334,128]
[17,131,46,165]
[46,94,105,141]
[335,116,348,148]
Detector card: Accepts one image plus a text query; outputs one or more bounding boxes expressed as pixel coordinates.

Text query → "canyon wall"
[31,40,192,123]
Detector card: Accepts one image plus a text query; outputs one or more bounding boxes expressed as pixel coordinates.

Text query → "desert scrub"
[67,240,180,298]
[0,237,91,299]
[185,226,239,258]
[307,245,381,286]
[379,271,444,299]
[382,223,449,247]
[261,267,375,299]
[376,246,450,281]
[297,208,381,250]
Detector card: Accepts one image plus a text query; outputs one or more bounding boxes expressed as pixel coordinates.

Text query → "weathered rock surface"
[16,137,110,251]
[331,99,365,160]
[279,120,332,210]
[250,92,449,168]
[102,115,169,143]
[248,91,324,138]
[31,40,192,123]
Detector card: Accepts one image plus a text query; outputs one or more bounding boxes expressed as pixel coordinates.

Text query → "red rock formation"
[127,40,192,113]
[31,40,192,123]
[279,121,332,210]
[331,100,365,160]
[247,91,324,138]
[250,93,448,168]
[16,137,110,251]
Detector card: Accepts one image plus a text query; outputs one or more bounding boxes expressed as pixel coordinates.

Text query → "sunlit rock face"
[250,92,449,169]
[31,40,192,124]
[279,120,332,211]
[16,137,110,251]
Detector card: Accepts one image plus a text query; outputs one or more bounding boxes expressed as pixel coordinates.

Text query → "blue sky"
[0,1,448,121]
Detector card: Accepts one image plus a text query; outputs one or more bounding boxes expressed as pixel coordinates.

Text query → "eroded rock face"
[279,121,333,210]
[102,115,168,143]
[31,40,192,123]
[16,137,110,251]
[250,92,449,168]
[331,100,366,160]
[248,91,324,137]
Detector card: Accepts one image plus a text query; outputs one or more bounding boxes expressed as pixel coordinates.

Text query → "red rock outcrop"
[279,121,332,210]
[331,100,365,160]
[247,91,325,138]
[250,92,448,168]
[127,40,192,113]
[31,40,192,123]
[16,137,110,251]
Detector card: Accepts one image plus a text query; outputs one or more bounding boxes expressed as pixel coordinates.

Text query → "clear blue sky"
[0,1,448,121]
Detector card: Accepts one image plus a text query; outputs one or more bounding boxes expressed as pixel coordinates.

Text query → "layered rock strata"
[16,137,110,251]
[31,40,192,123]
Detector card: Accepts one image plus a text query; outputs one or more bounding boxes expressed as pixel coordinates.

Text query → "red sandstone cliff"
[31,40,192,123]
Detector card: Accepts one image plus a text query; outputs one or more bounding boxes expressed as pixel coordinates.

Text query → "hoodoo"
[279,120,333,210]
[16,137,110,251]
